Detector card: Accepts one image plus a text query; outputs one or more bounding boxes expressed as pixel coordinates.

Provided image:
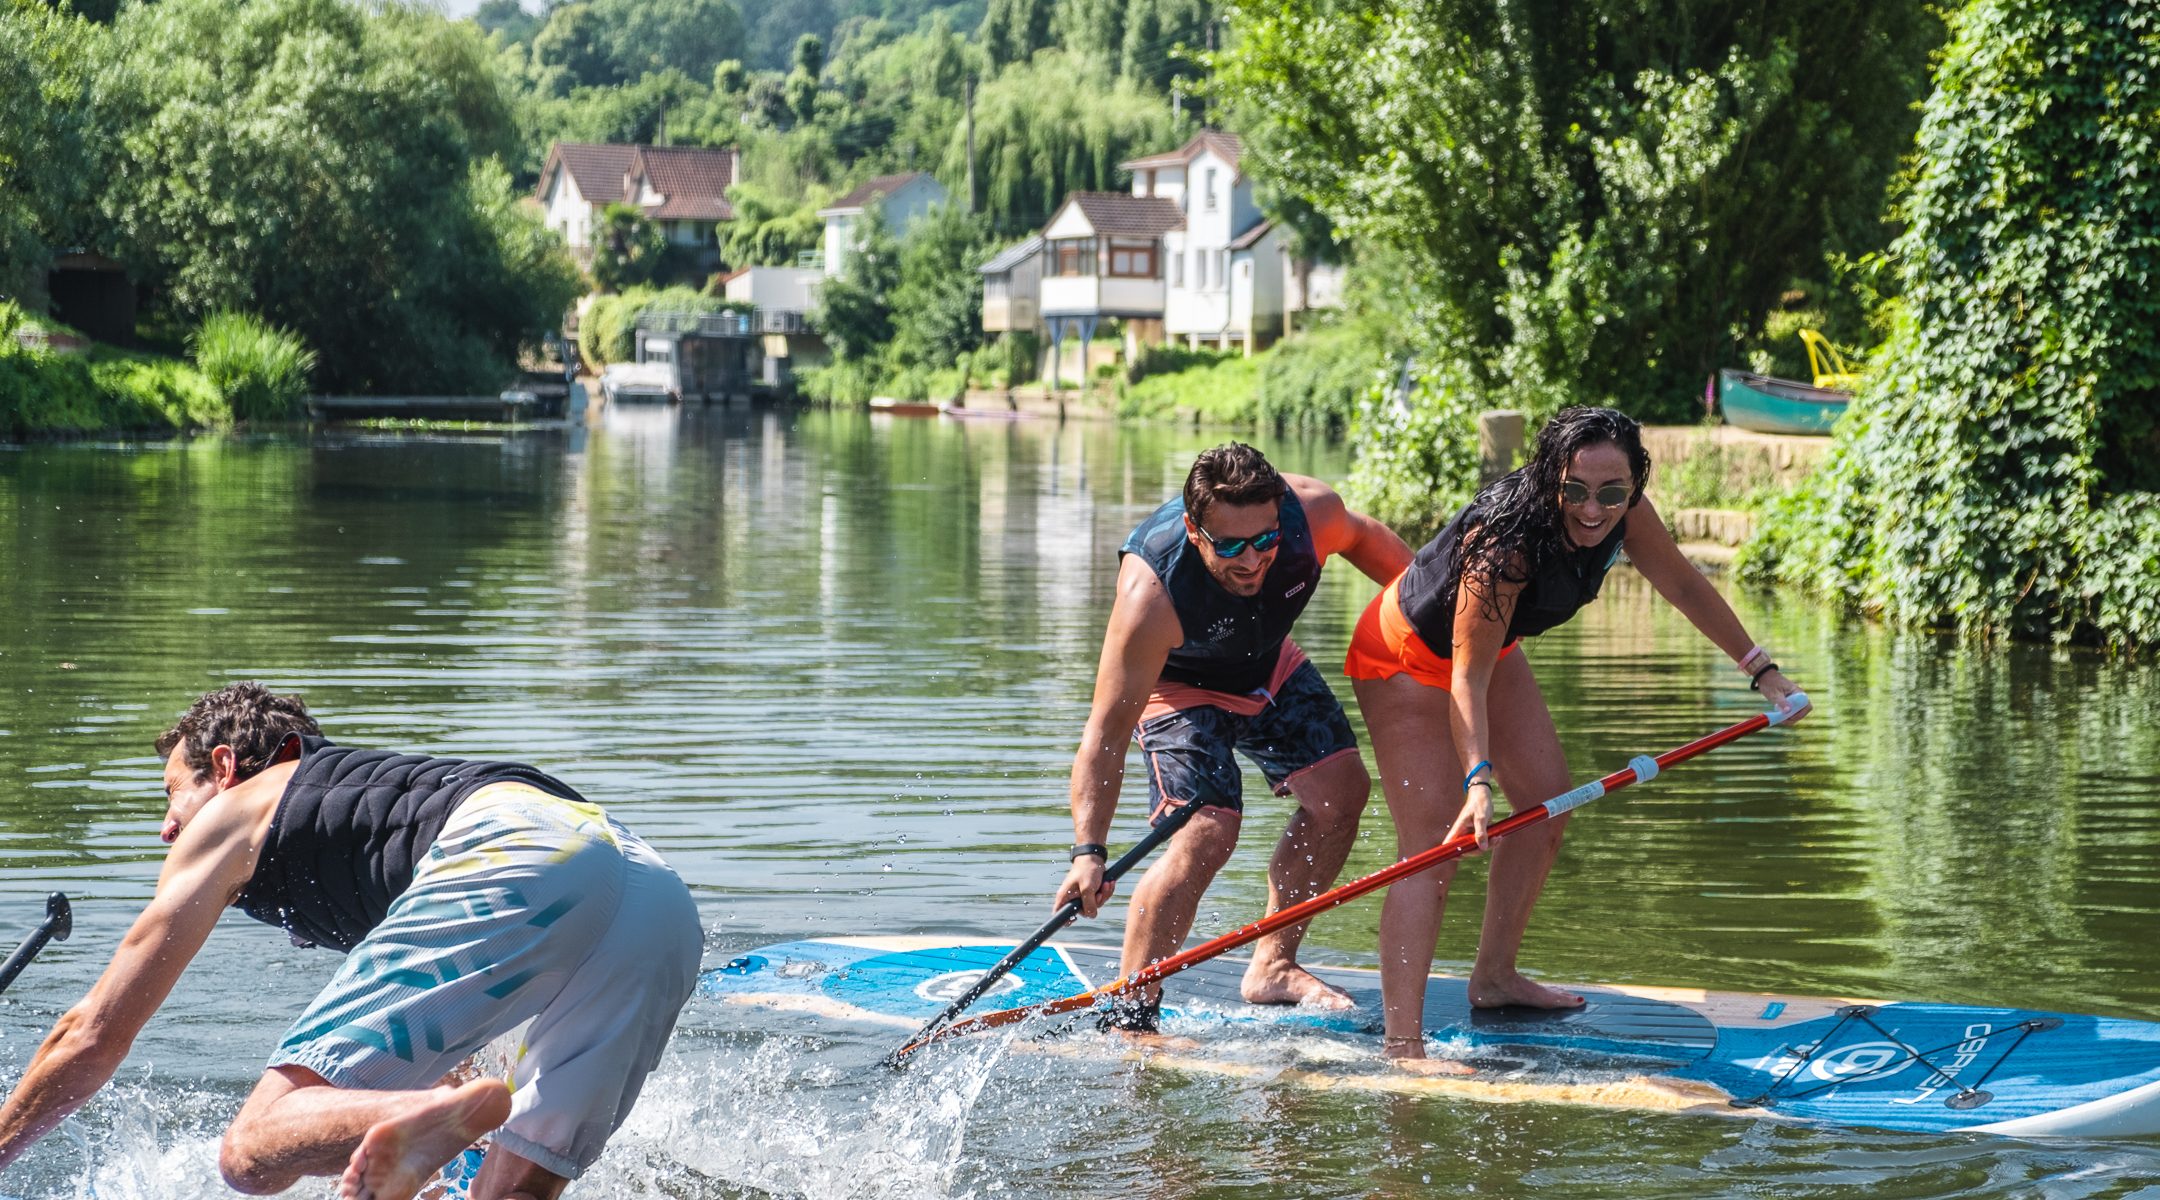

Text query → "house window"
[1107,240,1156,278]
[1219,250,1229,287]
[1205,169,1217,211]
[1171,253,1183,288]
[1052,238,1096,276]
[1194,250,1206,289]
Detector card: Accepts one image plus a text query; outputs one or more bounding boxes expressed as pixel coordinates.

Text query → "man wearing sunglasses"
[1054,443,1413,1029]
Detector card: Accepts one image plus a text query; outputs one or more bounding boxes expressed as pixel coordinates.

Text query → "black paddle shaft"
[0,893,73,996]
[888,801,1201,1064]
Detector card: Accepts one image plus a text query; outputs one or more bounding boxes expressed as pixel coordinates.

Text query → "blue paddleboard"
[700,937,2160,1139]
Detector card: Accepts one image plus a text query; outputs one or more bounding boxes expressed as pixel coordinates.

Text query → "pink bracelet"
[1737,645,1770,675]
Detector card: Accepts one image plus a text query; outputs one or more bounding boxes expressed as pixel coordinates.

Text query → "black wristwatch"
[1068,842,1109,862]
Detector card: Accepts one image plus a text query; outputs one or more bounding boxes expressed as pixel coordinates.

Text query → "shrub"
[1126,341,1232,384]
[1254,321,1384,435]
[579,286,725,367]
[1341,358,1484,543]
[1117,353,1264,423]
[0,339,224,438]
[189,311,315,422]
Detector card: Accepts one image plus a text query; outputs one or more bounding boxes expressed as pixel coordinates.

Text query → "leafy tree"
[98,0,578,392]
[0,1,103,305]
[889,203,989,368]
[1745,0,2160,649]
[530,3,613,88]
[1215,0,1939,422]
[950,50,1186,233]
[1119,0,1211,92]
[531,0,744,88]
[812,207,900,362]
[591,202,668,292]
[794,32,827,77]
[739,0,837,72]
[473,0,541,46]
[722,182,830,266]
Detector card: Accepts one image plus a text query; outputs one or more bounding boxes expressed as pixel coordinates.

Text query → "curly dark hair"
[1445,406,1651,623]
[154,682,320,783]
[1182,442,1288,526]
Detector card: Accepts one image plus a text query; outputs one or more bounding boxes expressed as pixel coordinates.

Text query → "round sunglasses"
[1561,478,1635,508]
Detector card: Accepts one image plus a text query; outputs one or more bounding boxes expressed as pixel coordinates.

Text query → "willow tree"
[1744,0,2160,649]
[948,50,1187,234]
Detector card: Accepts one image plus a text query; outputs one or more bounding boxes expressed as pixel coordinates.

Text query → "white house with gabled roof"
[1118,131,1293,355]
[817,172,949,279]
[1036,191,1184,387]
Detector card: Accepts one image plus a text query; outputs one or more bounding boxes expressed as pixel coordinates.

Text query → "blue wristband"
[1462,760,1493,793]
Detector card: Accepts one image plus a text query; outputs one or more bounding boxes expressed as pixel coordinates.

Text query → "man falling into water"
[1055,443,1413,1029]
[0,683,703,1200]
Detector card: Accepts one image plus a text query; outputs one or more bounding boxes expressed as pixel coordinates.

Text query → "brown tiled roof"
[538,142,738,220]
[822,171,933,214]
[540,143,638,205]
[1117,130,1245,175]
[631,145,737,221]
[1063,192,1185,238]
[1227,218,1274,251]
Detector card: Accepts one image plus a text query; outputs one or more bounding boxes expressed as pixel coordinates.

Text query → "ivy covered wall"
[1742,0,2160,650]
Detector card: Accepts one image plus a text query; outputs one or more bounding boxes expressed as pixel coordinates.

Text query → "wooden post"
[1479,409,1526,484]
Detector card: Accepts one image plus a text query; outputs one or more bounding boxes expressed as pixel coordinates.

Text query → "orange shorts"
[1343,577,1515,691]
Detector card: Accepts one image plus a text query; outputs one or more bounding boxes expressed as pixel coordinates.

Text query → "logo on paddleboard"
[1802,1042,1914,1083]
[916,970,1024,1003]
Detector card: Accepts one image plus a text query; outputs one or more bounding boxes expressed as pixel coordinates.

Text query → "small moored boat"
[1716,368,1849,436]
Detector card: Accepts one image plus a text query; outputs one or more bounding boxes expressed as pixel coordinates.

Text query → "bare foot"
[1468,968,1584,1010]
[1382,1041,1477,1076]
[339,1079,512,1200]
[1241,961,1356,1010]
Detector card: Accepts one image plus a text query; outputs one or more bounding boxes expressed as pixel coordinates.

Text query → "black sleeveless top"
[236,736,589,952]
[1120,490,1323,696]
[1397,499,1629,654]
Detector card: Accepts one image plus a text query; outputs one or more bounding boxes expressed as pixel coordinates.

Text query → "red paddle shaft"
[897,698,1805,1056]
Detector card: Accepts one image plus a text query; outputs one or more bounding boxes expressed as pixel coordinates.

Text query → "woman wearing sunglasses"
[1344,405,1809,1070]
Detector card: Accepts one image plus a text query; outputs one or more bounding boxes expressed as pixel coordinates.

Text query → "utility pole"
[1171,80,1181,123]
[964,75,977,214]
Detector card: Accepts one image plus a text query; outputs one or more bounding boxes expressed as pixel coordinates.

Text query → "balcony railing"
[637,309,754,337]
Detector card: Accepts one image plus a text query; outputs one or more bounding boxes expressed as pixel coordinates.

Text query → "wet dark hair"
[1182,442,1288,527]
[1446,406,1651,623]
[154,682,320,783]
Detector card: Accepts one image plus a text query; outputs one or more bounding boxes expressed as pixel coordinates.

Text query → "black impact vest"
[1120,490,1323,696]
[236,736,589,953]
[1398,499,1629,654]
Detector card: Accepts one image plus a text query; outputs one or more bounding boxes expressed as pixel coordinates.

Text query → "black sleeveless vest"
[1398,499,1629,653]
[1120,490,1323,696]
[236,736,589,952]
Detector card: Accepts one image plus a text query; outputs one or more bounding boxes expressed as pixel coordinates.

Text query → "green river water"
[1,405,2157,1197]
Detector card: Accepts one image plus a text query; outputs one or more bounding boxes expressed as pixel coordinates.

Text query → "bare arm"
[0,795,259,1169]
[1053,555,1179,918]
[1444,556,1522,849]
[1288,474,1414,586]
[1624,497,1809,719]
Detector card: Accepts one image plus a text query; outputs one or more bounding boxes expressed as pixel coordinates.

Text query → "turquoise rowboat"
[1716,368,1850,436]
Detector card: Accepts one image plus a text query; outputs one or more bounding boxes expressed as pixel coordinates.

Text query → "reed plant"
[190,311,315,422]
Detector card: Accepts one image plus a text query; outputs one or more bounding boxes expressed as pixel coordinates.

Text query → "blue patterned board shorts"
[1135,658,1360,824]
[268,782,703,1180]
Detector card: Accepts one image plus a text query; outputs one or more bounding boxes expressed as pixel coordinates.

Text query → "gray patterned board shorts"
[1135,658,1360,824]
[267,782,704,1179]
